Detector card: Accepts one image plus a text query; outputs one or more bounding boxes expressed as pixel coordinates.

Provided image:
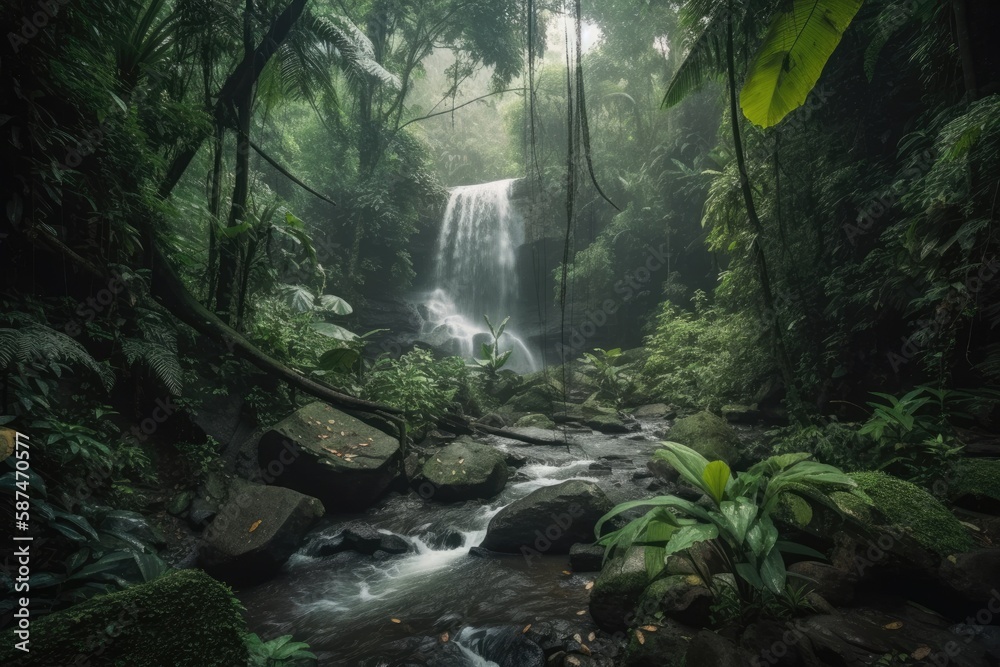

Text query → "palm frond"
[0,322,114,390]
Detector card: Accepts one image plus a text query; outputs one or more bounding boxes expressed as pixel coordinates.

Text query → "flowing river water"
[238,422,673,665]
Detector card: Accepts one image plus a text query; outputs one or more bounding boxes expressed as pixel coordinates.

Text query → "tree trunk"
[158,0,309,199]
[724,8,801,416]
[215,0,255,321]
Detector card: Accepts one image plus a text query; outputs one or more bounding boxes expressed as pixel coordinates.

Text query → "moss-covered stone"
[0,570,249,667]
[420,438,508,500]
[589,546,653,632]
[635,574,713,627]
[666,411,739,464]
[849,471,974,556]
[513,413,556,429]
[951,459,1000,510]
[774,492,814,530]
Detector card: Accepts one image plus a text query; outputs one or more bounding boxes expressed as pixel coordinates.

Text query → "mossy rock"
[666,411,739,464]
[635,574,713,627]
[514,413,556,429]
[773,492,814,531]
[419,438,508,500]
[589,546,653,632]
[951,459,1000,512]
[849,471,974,556]
[504,383,562,413]
[0,570,249,667]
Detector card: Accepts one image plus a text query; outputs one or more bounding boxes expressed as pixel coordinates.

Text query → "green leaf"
[662,523,718,557]
[654,441,712,496]
[740,0,864,128]
[702,460,731,506]
[316,294,353,315]
[220,222,251,238]
[317,348,360,373]
[309,322,358,341]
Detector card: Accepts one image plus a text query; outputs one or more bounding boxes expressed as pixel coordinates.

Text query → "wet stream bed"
[237,421,699,665]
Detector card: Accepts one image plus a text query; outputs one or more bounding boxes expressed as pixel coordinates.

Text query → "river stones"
[257,401,402,511]
[635,574,713,628]
[419,438,509,501]
[665,411,739,464]
[305,520,412,557]
[198,482,324,584]
[481,480,613,555]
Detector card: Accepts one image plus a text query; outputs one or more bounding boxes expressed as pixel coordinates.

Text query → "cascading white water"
[424,178,538,371]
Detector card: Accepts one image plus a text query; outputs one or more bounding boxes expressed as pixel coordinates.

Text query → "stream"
[238,422,672,665]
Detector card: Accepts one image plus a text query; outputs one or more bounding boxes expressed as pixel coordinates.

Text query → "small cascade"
[424,179,538,372]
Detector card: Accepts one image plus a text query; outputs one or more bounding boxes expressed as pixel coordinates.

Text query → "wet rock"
[429,529,465,550]
[505,382,562,413]
[167,490,194,516]
[589,547,652,632]
[308,521,412,557]
[553,403,631,434]
[666,411,739,464]
[636,575,713,628]
[478,413,508,429]
[787,561,858,606]
[622,619,696,666]
[404,452,421,480]
[199,483,324,584]
[419,438,509,501]
[646,458,679,484]
[721,403,760,424]
[685,630,742,667]
[257,402,402,512]
[100,510,166,548]
[188,498,219,528]
[938,549,1000,608]
[516,413,557,429]
[632,404,675,420]
[481,480,613,555]
[570,543,606,572]
[452,626,545,667]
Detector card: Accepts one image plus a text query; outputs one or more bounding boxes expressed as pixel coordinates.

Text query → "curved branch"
[395,88,523,132]
[250,140,337,207]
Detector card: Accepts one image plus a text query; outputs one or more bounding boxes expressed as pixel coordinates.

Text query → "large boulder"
[0,570,248,667]
[666,411,739,464]
[199,483,324,584]
[589,547,653,632]
[257,402,402,511]
[481,480,612,555]
[420,438,509,501]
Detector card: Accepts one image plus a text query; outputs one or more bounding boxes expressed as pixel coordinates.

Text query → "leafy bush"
[578,347,638,408]
[596,442,860,619]
[362,348,467,435]
[641,296,771,409]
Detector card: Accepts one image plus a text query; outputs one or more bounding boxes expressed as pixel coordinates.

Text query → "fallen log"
[440,414,568,447]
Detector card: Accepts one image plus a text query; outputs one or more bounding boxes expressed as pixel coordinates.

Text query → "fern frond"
[0,323,114,390]
[122,339,183,396]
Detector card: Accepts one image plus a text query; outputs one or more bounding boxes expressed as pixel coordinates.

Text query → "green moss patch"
[951,459,1000,507]
[849,471,974,556]
[0,570,249,667]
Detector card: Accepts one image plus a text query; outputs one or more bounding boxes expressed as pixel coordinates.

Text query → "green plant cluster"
[596,441,860,620]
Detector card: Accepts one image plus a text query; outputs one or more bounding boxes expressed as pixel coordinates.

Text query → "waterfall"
[424,179,538,372]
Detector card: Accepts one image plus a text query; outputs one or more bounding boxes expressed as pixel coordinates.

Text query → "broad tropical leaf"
[740,0,864,128]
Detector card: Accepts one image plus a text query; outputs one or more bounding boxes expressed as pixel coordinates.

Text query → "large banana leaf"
[740,0,864,128]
